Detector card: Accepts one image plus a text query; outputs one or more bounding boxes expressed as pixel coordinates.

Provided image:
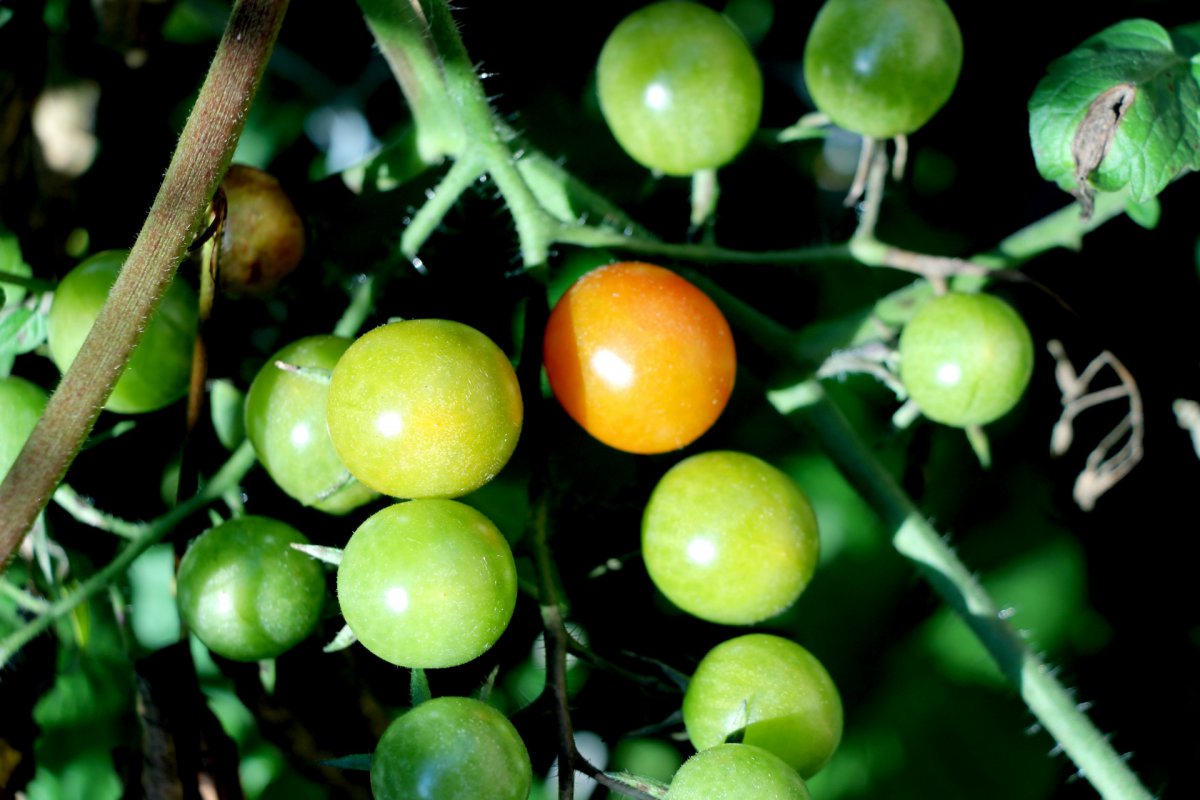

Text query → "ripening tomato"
[542,262,736,454]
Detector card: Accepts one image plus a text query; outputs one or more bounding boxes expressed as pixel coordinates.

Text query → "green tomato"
[47,249,198,414]
[610,738,683,785]
[642,451,820,625]
[175,516,326,662]
[336,499,518,669]
[244,335,377,514]
[898,292,1034,427]
[667,744,811,800]
[597,1,763,176]
[683,634,842,779]
[0,375,48,482]
[803,0,963,139]
[371,696,532,800]
[326,319,523,499]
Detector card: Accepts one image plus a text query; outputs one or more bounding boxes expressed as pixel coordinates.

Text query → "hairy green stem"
[400,154,486,258]
[556,226,854,265]
[0,442,257,667]
[333,274,377,339]
[0,0,288,571]
[52,485,145,539]
[355,0,464,161]
[767,381,1151,800]
[420,0,556,267]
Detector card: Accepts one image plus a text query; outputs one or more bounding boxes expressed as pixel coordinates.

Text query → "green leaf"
[127,544,182,651]
[1,227,32,308]
[319,754,373,771]
[210,378,247,450]
[1029,19,1200,211]
[1124,195,1161,229]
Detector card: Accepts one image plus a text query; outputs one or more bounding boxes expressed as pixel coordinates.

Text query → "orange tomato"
[542,262,736,454]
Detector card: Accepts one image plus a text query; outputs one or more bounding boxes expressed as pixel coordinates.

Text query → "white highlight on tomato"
[591,348,634,389]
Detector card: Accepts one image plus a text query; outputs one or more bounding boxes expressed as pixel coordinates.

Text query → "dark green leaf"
[210,378,247,450]
[1124,196,1161,229]
[1029,19,1200,208]
[319,754,372,771]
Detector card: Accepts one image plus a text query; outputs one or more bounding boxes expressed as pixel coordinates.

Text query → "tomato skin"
[542,262,736,455]
[683,634,843,779]
[218,164,305,296]
[175,516,326,662]
[898,292,1034,427]
[0,376,48,482]
[244,335,377,514]
[642,451,819,625]
[336,499,518,669]
[597,1,763,176]
[371,696,532,800]
[325,319,523,499]
[667,743,812,800]
[803,0,963,139]
[47,249,198,414]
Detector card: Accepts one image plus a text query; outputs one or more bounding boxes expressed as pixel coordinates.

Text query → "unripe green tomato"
[803,0,963,139]
[0,375,48,482]
[597,1,763,176]
[371,696,532,800]
[218,164,305,296]
[336,499,518,669]
[610,738,683,785]
[175,516,325,662]
[326,319,523,499]
[683,634,842,779]
[898,292,1034,427]
[642,451,820,625]
[48,249,198,414]
[244,335,377,514]
[667,744,812,800]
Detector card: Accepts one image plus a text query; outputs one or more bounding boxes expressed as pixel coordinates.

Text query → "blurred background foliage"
[1,0,1199,798]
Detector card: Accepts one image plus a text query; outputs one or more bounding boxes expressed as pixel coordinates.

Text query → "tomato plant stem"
[767,381,1153,800]
[356,0,464,162]
[400,154,486,259]
[0,0,289,572]
[0,442,258,668]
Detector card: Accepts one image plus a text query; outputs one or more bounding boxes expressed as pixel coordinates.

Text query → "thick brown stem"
[0,0,289,570]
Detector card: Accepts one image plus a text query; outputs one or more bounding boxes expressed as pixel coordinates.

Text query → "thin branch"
[0,442,258,667]
[0,0,289,571]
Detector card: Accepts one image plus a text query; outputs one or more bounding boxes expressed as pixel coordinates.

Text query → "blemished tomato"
[542,262,736,454]
[667,743,812,800]
[47,249,198,414]
[175,515,326,662]
[0,375,48,482]
[218,164,305,296]
[326,319,523,499]
[336,499,518,668]
[244,335,377,514]
[898,292,1034,427]
[803,0,963,139]
[371,696,532,800]
[597,1,763,176]
[683,634,843,779]
[642,451,819,624]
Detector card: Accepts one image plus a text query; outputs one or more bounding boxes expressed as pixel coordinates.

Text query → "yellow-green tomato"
[336,499,518,668]
[597,1,763,176]
[803,0,962,139]
[683,634,842,779]
[244,336,377,514]
[371,696,532,800]
[0,375,48,482]
[667,744,811,800]
[326,319,523,499]
[898,292,1034,427]
[642,451,820,625]
[48,249,198,414]
[175,516,325,662]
